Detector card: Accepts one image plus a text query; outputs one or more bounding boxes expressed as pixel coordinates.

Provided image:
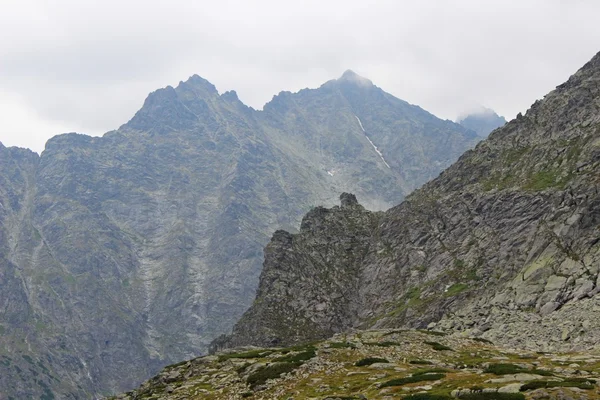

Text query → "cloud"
[1,0,599,153]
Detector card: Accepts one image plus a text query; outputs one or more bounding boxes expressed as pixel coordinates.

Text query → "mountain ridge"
[220,50,600,353]
[0,70,477,398]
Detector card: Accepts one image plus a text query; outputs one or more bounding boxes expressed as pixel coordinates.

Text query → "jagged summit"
[177,73,218,94]
[339,192,359,207]
[337,69,374,86]
[457,106,506,137]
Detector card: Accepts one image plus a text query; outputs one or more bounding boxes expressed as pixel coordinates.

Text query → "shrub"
[278,342,319,353]
[236,362,251,374]
[458,393,525,400]
[483,363,524,375]
[380,373,445,388]
[275,349,316,363]
[409,360,433,365]
[355,357,389,367]
[412,368,449,376]
[329,342,357,349]
[218,349,272,362]
[418,329,447,337]
[530,368,554,376]
[520,379,596,391]
[424,341,453,351]
[402,395,451,400]
[471,337,493,344]
[247,362,301,387]
[365,341,400,347]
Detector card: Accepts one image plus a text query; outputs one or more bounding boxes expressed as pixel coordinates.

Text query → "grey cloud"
[1,0,599,153]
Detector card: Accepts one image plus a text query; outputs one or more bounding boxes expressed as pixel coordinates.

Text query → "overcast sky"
[1,0,599,153]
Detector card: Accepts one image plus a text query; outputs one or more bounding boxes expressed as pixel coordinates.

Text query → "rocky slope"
[0,72,476,398]
[222,51,600,353]
[457,108,506,137]
[114,329,600,400]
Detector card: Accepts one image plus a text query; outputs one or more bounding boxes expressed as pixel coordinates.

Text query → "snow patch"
[355,116,391,169]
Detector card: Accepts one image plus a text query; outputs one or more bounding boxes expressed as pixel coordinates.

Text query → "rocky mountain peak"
[337,69,373,87]
[178,73,219,94]
[457,107,506,137]
[340,192,359,207]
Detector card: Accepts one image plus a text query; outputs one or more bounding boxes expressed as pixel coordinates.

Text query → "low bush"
[329,342,357,349]
[483,363,524,375]
[418,329,447,336]
[530,368,553,376]
[412,368,449,376]
[365,341,400,347]
[355,357,389,367]
[424,341,453,351]
[275,349,316,363]
[402,395,451,400]
[520,379,596,391]
[380,373,445,388]
[458,393,525,400]
[247,362,301,388]
[219,349,272,362]
[409,360,433,365]
[471,337,493,344]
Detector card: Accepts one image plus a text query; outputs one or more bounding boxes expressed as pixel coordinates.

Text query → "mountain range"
[218,51,600,353]
[0,71,478,398]
[113,50,600,400]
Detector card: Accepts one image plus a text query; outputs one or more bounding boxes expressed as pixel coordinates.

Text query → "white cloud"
[0,0,599,152]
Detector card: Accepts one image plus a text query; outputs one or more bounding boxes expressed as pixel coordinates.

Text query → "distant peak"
[337,69,373,87]
[177,74,218,95]
[340,192,359,207]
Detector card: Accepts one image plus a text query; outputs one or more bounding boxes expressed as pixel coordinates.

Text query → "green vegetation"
[418,329,446,337]
[365,340,400,347]
[218,349,273,362]
[275,349,316,363]
[380,373,445,388]
[403,395,451,400]
[279,342,319,353]
[529,368,554,376]
[410,359,433,365]
[482,363,554,377]
[236,362,251,374]
[520,379,595,391]
[329,342,356,349]
[483,363,524,375]
[355,357,389,367]
[471,337,493,344]
[247,362,302,388]
[424,341,453,351]
[458,393,525,400]
[22,355,34,365]
[412,368,449,375]
[523,169,565,191]
[445,283,468,297]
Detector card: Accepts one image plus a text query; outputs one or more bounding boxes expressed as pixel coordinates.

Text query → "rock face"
[0,72,477,398]
[457,107,507,137]
[223,51,600,351]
